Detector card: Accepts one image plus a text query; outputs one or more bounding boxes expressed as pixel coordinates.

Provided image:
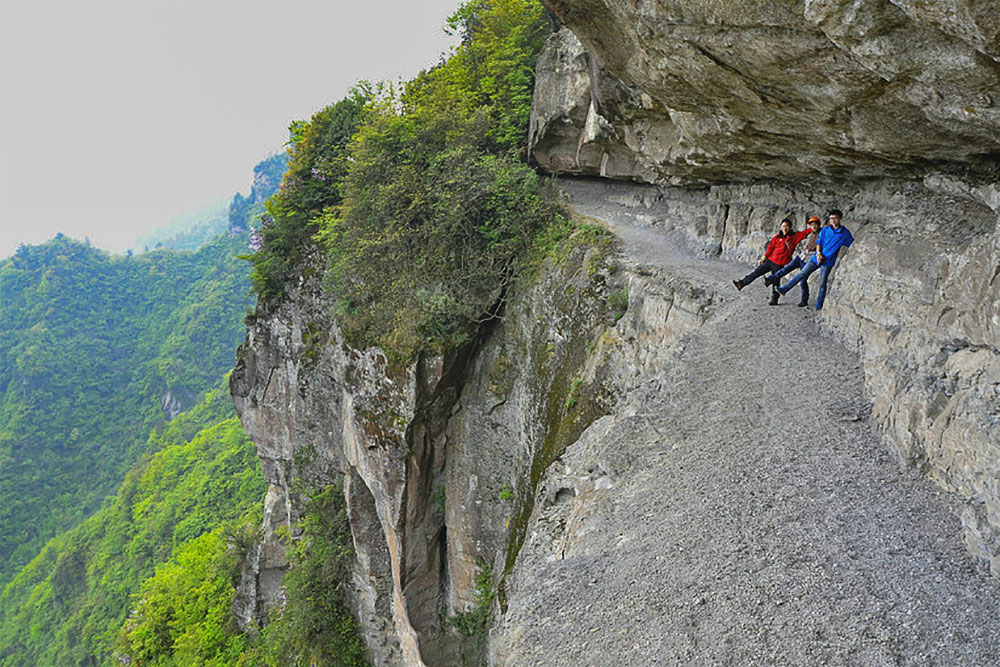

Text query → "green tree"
[0,233,254,585]
[116,530,247,666]
[0,386,266,666]
[249,89,370,299]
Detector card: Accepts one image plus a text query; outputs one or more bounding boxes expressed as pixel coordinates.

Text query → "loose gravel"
[493,182,1000,666]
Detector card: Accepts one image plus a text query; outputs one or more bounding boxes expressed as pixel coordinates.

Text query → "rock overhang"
[531,0,1000,185]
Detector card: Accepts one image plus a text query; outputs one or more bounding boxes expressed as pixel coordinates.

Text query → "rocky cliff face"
[531,0,1000,184]
[230,238,720,664]
[528,0,1000,576]
[230,2,999,664]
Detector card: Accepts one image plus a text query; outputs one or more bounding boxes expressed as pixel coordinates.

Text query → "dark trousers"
[737,259,782,288]
[772,256,809,303]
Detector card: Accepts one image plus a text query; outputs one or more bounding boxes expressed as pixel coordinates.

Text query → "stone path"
[493,181,1000,666]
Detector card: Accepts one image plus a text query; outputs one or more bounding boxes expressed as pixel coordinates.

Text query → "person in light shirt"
[773,209,854,310]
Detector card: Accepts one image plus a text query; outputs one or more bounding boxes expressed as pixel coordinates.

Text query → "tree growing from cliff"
[248,88,370,300]
[248,0,558,362]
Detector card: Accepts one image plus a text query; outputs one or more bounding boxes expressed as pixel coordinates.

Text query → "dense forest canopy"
[0,384,266,666]
[0,233,253,586]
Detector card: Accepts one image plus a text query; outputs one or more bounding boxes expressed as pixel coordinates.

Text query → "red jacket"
[764,229,811,266]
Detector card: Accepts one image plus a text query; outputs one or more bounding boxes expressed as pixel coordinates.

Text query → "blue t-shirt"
[814,225,854,265]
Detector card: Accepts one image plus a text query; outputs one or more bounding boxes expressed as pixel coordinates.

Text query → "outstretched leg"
[734,260,778,290]
[766,256,803,286]
[777,259,819,298]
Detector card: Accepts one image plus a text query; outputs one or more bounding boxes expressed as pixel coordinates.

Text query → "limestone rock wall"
[230,278,411,665]
[531,1,1000,184]
[529,0,1000,573]
[555,175,1000,573]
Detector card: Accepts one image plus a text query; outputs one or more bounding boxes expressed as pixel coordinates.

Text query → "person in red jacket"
[732,218,812,304]
[764,216,822,307]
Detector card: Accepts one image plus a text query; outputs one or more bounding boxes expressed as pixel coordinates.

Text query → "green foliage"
[315,0,555,360]
[433,484,447,513]
[565,377,582,410]
[499,484,514,502]
[247,0,556,362]
[237,483,368,667]
[0,386,266,666]
[0,233,253,586]
[115,529,247,666]
[411,0,548,154]
[445,558,494,637]
[527,213,616,274]
[322,143,559,359]
[248,90,370,300]
[608,288,629,323]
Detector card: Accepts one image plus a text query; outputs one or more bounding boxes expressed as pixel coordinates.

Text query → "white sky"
[0,0,462,256]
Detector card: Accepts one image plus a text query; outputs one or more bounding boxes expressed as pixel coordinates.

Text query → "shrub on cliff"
[320,134,558,358]
[319,0,554,360]
[249,0,557,362]
[248,89,369,300]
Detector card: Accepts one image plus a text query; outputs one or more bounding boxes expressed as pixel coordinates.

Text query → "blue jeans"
[778,258,835,309]
[772,256,808,303]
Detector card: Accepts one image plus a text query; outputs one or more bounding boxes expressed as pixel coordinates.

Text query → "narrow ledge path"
[493,179,1000,666]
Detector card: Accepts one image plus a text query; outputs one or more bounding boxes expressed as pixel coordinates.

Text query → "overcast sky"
[0,0,462,257]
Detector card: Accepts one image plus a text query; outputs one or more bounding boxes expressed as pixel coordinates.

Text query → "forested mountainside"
[131,199,231,253]
[0,0,567,663]
[226,153,289,236]
[0,150,288,665]
[132,152,287,252]
[0,149,286,589]
[0,384,265,666]
[0,233,251,585]
[0,379,365,667]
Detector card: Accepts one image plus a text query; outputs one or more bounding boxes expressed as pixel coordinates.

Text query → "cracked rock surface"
[531,0,1000,184]
[490,182,1000,665]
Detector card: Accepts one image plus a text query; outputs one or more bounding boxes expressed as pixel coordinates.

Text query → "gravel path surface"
[494,183,1000,666]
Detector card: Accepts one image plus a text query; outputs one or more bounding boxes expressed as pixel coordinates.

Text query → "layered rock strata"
[530,1,1000,573]
[531,0,1000,184]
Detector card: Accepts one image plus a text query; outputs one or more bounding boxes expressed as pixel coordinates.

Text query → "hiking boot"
[797,301,808,307]
[732,279,744,291]
[769,292,779,306]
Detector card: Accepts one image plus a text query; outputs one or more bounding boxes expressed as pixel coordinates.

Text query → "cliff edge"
[230,2,999,664]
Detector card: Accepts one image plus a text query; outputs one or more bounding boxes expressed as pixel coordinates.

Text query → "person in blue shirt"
[772,209,854,310]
